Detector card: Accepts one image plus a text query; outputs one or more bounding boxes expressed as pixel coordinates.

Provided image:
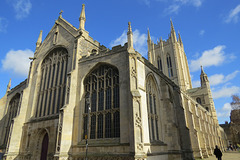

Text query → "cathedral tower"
[200,66,218,122]
[147,20,192,90]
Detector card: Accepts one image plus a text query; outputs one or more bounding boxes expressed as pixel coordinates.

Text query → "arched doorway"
[40,133,49,160]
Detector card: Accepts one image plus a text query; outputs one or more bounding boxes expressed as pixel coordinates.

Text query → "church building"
[0,4,227,160]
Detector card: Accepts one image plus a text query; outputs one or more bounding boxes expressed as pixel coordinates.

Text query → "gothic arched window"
[196,97,202,105]
[4,93,21,145]
[157,57,162,71]
[146,76,159,141]
[83,64,120,139]
[35,47,68,117]
[166,54,173,77]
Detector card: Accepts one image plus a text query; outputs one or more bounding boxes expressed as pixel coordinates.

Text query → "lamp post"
[85,97,91,160]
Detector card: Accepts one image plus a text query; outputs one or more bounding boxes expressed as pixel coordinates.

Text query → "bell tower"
[147,20,192,91]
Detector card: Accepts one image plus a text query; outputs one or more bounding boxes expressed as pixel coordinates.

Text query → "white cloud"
[209,70,239,86]
[110,30,127,47]
[141,0,150,6]
[212,86,240,99]
[110,29,148,56]
[225,4,240,23]
[164,4,180,15]
[174,0,202,7]
[217,103,232,118]
[159,0,203,15]
[189,45,226,72]
[192,80,200,88]
[10,0,32,20]
[1,49,34,76]
[141,0,203,12]
[199,29,205,36]
[0,17,8,33]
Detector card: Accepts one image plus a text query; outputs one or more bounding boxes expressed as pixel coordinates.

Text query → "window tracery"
[35,47,68,118]
[83,64,120,139]
[146,77,160,141]
[4,93,21,145]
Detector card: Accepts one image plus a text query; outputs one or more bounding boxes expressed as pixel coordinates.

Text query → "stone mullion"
[152,94,157,140]
[45,64,53,116]
[14,100,19,117]
[17,93,23,116]
[40,66,48,117]
[88,76,93,139]
[96,77,99,138]
[42,63,51,116]
[103,73,106,138]
[149,101,152,141]
[95,114,98,139]
[49,62,57,115]
[153,115,157,140]
[7,106,12,126]
[148,103,153,141]
[110,75,114,137]
[59,58,67,108]
[111,110,114,138]
[36,67,45,117]
[12,101,16,118]
[146,93,152,141]
[111,75,114,108]
[51,61,59,114]
[55,59,63,114]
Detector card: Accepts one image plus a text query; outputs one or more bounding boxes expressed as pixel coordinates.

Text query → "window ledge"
[78,138,120,147]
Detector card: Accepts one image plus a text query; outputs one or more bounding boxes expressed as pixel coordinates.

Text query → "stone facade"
[0,4,227,160]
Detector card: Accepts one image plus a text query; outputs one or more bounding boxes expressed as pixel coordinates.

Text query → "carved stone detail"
[137,143,144,151]
[135,113,142,128]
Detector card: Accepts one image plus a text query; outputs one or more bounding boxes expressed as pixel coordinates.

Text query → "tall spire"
[200,66,209,87]
[147,28,154,63]
[170,19,175,32]
[127,22,134,53]
[79,4,86,30]
[201,65,204,74]
[6,78,11,92]
[178,31,182,44]
[170,19,177,43]
[147,28,151,42]
[36,30,42,50]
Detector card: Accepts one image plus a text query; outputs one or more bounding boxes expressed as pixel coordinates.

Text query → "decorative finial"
[79,4,86,30]
[201,65,206,74]
[170,18,175,31]
[147,28,151,41]
[127,22,134,53]
[36,30,42,50]
[128,22,132,32]
[59,10,63,17]
[7,78,11,92]
[178,31,182,44]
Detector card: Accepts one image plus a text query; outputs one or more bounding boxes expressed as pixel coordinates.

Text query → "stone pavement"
[200,151,240,160]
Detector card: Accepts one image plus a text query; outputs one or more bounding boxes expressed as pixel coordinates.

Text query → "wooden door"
[40,133,49,160]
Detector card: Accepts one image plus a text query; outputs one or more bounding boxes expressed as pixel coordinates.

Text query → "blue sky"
[0,0,239,124]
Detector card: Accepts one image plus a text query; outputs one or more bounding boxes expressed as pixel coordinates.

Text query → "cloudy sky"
[0,0,239,123]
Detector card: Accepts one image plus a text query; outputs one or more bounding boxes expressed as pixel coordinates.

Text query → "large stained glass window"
[83,64,120,139]
[35,47,68,117]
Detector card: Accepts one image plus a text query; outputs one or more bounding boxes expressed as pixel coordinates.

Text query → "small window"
[196,97,201,105]
[92,49,97,54]
[157,57,162,71]
[166,54,173,77]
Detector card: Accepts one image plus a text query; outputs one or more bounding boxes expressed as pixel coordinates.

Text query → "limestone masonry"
[0,4,228,160]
